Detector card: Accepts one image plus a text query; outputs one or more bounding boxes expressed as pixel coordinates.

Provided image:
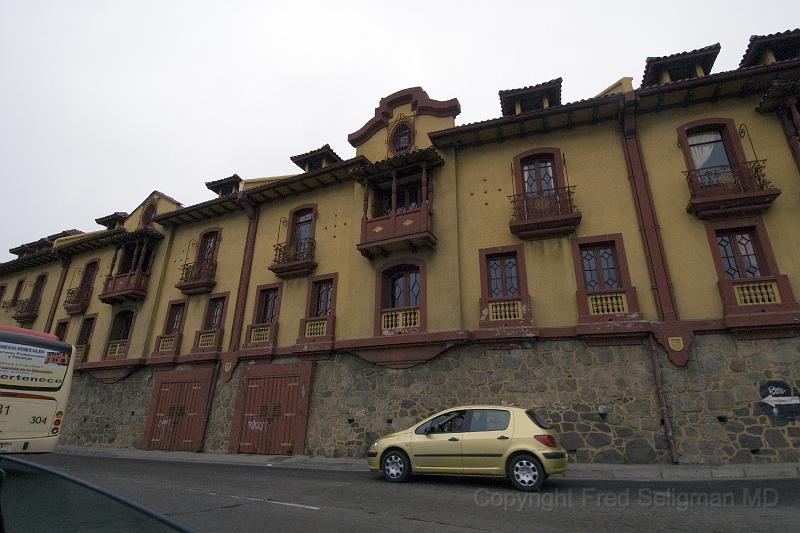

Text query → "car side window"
[416,411,466,434]
[466,409,510,432]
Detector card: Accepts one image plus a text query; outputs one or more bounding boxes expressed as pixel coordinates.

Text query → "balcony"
[685,160,781,219]
[63,286,92,315]
[98,271,150,305]
[358,207,435,259]
[191,328,224,355]
[269,239,316,279]
[12,298,39,324]
[587,291,629,316]
[152,333,182,358]
[380,308,420,334]
[105,340,128,360]
[175,260,217,295]
[508,187,582,240]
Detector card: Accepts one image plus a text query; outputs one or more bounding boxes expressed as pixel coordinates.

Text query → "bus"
[0,325,75,453]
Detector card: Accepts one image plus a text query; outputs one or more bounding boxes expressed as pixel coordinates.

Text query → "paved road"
[11,454,800,532]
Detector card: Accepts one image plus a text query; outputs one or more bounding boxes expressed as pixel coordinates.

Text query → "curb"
[54,447,800,481]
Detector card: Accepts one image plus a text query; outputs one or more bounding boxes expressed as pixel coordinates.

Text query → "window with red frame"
[0,285,5,305]
[580,243,621,291]
[715,229,766,279]
[521,155,556,196]
[310,279,333,318]
[255,287,279,324]
[687,128,735,186]
[383,266,421,309]
[10,279,24,306]
[164,302,185,335]
[109,310,134,342]
[54,320,68,342]
[390,122,413,155]
[76,316,95,346]
[487,253,520,299]
[204,297,224,330]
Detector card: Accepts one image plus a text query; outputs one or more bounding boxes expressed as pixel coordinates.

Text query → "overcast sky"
[0,1,796,261]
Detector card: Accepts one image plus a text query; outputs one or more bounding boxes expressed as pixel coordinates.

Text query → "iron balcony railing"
[179,259,217,284]
[64,286,92,307]
[509,186,578,222]
[684,160,774,197]
[272,238,315,266]
[13,298,39,316]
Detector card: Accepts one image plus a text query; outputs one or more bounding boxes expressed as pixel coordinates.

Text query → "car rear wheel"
[381,449,410,483]
[508,454,545,492]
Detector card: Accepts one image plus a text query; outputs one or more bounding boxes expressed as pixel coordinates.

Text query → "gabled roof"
[740,29,800,68]
[95,212,128,229]
[498,78,562,116]
[641,43,720,87]
[289,144,343,170]
[205,174,242,195]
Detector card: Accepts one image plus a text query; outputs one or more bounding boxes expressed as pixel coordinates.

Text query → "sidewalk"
[55,446,800,481]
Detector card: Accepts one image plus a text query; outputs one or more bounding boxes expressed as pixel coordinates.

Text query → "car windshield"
[0,455,192,532]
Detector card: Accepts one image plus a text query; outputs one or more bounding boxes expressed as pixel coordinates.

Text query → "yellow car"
[367,405,567,491]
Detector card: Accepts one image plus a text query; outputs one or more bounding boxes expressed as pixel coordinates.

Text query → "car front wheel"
[508,454,545,492]
[381,449,410,483]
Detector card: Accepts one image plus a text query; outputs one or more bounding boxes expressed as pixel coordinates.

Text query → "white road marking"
[187,488,320,510]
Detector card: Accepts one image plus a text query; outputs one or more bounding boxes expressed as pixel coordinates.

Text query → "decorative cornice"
[348,87,460,148]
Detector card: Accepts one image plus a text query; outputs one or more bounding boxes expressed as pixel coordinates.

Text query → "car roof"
[442,405,528,412]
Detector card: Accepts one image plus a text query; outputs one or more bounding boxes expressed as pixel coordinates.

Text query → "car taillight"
[534,434,556,447]
[56,411,64,418]
[53,419,62,427]
[51,427,59,435]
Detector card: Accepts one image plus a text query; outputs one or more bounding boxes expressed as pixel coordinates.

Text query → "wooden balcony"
[358,208,436,258]
[684,160,781,219]
[587,291,629,316]
[508,187,581,240]
[12,298,39,325]
[152,333,182,357]
[98,270,150,305]
[269,239,316,279]
[63,286,92,315]
[175,260,217,295]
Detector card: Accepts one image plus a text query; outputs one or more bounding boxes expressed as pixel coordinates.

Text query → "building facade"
[3,30,800,464]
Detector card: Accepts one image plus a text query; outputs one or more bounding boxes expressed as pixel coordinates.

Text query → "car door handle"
[448,437,459,442]
[497,436,509,440]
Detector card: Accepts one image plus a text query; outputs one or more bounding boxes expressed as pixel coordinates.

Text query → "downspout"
[227,199,260,354]
[142,227,176,355]
[648,335,679,464]
[44,255,71,333]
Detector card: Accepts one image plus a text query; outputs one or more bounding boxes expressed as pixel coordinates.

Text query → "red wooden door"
[143,367,215,451]
[230,362,313,455]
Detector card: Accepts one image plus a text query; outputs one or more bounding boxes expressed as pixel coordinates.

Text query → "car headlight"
[370,440,379,449]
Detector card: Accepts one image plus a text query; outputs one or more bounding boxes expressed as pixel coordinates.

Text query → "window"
[310,280,333,318]
[373,175,421,217]
[571,235,640,321]
[415,411,467,434]
[581,243,620,291]
[390,122,414,155]
[117,243,136,274]
[10,279,25,306]
[76,317,95,346]
[164,302,186,335]
[384,266,421,309]
[198,230,219,264]
[0,285,5,305]
[487,254,519,299]
[79,261,99,295]
[478,245,531,327]
[466,410,510,432]
[255,287,279,324]
[716,229,765,279]
[109,310,134,341]
[522,155,556,196]
[205,297,225,329]
[291,209,314,250]
[141,203,156,227]
[54,320,69,342]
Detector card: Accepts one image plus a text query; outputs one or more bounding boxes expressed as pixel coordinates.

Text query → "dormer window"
[290,144,343,172]
[499,78,562,116]
[641,43,719,87]
[205,174,242,198]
